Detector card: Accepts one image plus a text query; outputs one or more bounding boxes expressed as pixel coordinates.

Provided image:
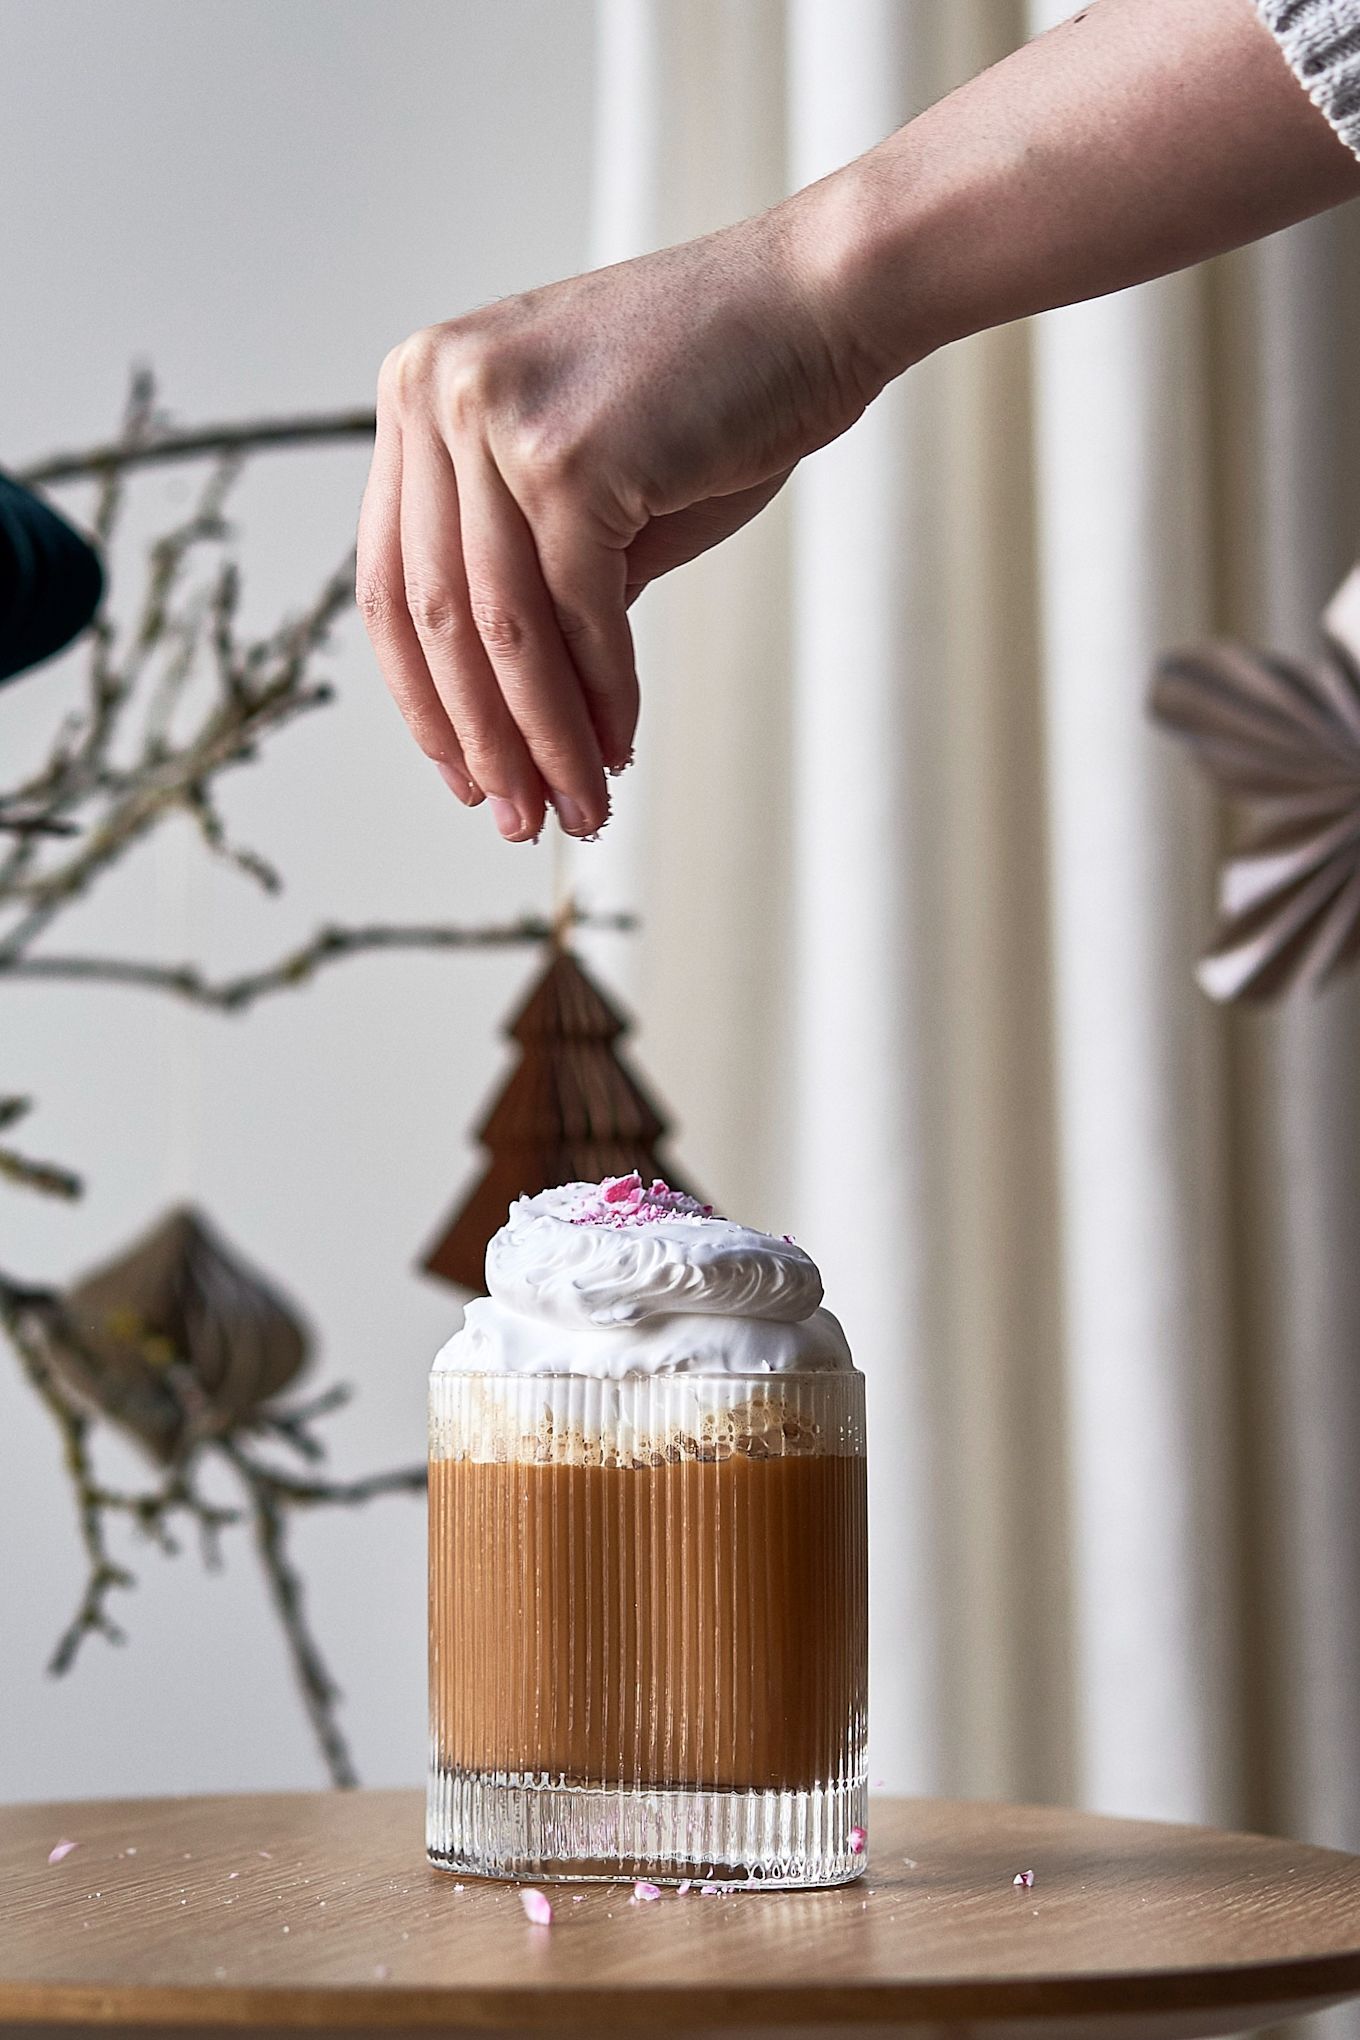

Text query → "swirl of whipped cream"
[484,1178,823,1330]
[436,1293,852,1378]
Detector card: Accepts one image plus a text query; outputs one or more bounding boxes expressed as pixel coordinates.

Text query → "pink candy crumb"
[1013,1869,1035,1889]
[676,1879,692,1896]
[632,1880,662,1903]
[520,1888,553,1926]
[849,1827,867,1855]
[568,1175,716,1230]
[47,1839,79,1865]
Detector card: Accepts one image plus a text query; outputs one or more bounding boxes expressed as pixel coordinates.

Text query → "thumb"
[623,472,793,605]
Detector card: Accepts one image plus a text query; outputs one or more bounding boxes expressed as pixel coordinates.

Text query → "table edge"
[5,1950,1360,2033]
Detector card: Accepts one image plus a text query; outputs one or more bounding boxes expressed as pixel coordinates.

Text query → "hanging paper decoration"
[40,1204,310,1463]
[421,944,702,1292]
[1150,564,1360,1002]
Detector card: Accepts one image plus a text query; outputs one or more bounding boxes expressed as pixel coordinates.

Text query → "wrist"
[775,145,958,407]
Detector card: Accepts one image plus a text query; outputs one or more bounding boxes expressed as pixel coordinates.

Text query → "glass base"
[426,1767,867,1887]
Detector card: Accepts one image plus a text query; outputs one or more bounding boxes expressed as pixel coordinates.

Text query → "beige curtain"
[577,0,1360,1958]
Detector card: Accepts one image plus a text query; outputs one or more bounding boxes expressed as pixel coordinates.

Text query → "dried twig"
[0,1250,425,1782]
[0,910,636,1012]
[15,409,376,488]
[0,1099,83,1199]
[0,1146,82,1199]
[0,375,627,1787]
[0,1279,134,1669]
[223,1443,354,1788]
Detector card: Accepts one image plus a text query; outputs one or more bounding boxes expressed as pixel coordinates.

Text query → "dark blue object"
[0,472,103,685]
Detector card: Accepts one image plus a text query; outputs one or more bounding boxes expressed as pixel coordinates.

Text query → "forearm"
[793,0,1360,389]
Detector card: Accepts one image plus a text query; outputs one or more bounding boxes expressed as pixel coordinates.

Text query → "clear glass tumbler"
[427,1368,867,1886]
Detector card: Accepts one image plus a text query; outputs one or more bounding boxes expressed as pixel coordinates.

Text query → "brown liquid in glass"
[429,1452,867,1794]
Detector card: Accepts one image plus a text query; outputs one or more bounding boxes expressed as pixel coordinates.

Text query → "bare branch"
[224,1443,360,1789]
[0,1105,82,1196]
[0,673,337,959]
[0,1286,134,1670]
[250,1384,353,1463]
[0,909,637,1012]
[0,813,78,840]
[0,1145,82,1200]
[1,379,636,1787]
[245,1461,427,1510]
[17,409,376,488]
[182,781,281,895]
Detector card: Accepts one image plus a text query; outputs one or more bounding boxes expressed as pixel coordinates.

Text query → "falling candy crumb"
[849,1827,867,1855]
[47,1840,79,1865]
[632,1881,662,1903]
[1013,1870,1035,1889]
[520,1888,553,1926]
[677,1879,692,1896]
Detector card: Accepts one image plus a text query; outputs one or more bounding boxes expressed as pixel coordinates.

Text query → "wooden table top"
[3,1790,1360,2039]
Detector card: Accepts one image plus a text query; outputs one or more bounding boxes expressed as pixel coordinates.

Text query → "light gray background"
[0,0,598,1801]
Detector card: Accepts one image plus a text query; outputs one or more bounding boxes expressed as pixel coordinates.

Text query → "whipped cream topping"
[435,1176,853,1379]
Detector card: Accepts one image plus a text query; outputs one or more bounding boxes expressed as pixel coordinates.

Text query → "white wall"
[0,0,597,1801]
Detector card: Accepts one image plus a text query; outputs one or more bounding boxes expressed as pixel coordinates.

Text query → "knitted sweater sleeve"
[1257,0,1360,160]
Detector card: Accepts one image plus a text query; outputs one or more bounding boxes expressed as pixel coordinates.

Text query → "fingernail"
[550,789,588,836]
[489,794,533,841]
[435,760,480,805]
[606,749,634,779]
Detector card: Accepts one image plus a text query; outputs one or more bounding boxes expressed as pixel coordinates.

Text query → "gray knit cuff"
[1258,0,1360,159]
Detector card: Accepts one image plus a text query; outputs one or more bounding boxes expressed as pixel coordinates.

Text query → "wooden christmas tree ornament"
[421,944,701,1293]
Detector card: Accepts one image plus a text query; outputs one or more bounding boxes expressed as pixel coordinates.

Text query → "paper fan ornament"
[1150,565,1360,1002]
[39,1204,311,1462]
[421,943,702,1292]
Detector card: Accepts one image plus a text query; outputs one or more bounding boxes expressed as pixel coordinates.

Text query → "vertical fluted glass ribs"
[427,1372,867,1886]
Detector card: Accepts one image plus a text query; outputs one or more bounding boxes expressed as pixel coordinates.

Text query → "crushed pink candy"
[676,1879,692,1896]
[568,1174,715,1230]
[632,1880,662,1903]
[1013,1869,1035,1889]
[849,1827,867,1855]
[47,1839,79,1865]
[519,1888,553,1926]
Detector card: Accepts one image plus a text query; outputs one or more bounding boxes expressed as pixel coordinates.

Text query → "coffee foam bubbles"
[429,1369,865,1468]
[434,1180,853,1381]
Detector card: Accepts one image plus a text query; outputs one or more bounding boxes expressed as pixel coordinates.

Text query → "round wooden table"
[2,1790,1359,2038]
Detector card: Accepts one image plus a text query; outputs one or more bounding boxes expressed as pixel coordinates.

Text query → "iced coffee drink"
[427,1176,867,1887]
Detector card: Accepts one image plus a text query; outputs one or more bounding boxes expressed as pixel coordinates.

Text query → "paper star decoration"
[1150,565,1360,1002]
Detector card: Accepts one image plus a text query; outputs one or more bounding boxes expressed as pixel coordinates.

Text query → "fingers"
[453,439,611,836]
[355,407,482,808]
[361,336,632,842]
[398,426,547,842]
[515,503,639,774]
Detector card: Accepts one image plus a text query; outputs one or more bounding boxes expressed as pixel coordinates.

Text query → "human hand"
[356,203,875,841]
